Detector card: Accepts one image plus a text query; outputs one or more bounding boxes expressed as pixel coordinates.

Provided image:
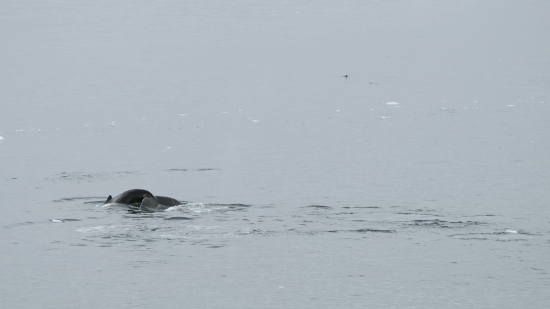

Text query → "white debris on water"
[51,219,63,223]
[505,230,518,234]
[385,102,399,106]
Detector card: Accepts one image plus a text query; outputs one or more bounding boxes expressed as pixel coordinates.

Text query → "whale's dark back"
[104,189,155,205]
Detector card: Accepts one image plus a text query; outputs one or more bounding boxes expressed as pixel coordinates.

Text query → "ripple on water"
[450,230,537,242]
[406,219,486,229]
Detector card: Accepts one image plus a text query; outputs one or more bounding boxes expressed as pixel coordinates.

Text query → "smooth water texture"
[1,1,549,308]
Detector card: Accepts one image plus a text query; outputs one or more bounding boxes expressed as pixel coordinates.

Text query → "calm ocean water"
[1,1,549,308]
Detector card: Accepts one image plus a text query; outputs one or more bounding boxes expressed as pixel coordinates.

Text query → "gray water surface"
[1,1,549,308]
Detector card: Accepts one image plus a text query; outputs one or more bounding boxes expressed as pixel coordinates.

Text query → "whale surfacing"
[104,189,182,212]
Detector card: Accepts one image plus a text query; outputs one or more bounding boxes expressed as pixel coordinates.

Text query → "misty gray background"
[1,1,549,308]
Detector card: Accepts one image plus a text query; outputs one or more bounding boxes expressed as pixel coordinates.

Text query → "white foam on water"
[385,102,399,105]
[76,225,136,233]
[170,203,229,213]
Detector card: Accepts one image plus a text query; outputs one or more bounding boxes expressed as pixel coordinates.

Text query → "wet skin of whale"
[104,189,182,212]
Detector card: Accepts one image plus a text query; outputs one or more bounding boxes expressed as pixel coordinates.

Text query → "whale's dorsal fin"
[104,195,113,204]
[140,197,159,212]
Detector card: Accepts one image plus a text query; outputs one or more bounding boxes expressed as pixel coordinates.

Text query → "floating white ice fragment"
[51,219,63,223]
[385,102,399,105]
[505,230,518,234]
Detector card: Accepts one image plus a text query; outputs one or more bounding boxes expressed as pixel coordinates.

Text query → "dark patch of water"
[305,205,332,209]
[164,217,193,220]
[166,168,220,172]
